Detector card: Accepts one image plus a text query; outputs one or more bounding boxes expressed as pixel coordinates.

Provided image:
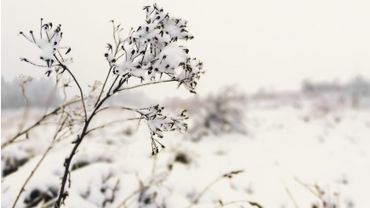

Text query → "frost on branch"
[19,19,72,76]
[13,4,204,208]
[18,4,203,157]
[135,105,188,154]
[105,3,204,93]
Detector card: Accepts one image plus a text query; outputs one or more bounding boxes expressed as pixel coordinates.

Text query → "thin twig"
[294,177,321,198]
[116,79,176,92]
[54,54,88,122]
[17,79,31,136]
[116,185,149,208]
[284,185,299,208]
[102,179,120,208]
[95,106,140,114]
[54,85,116,207]
[189,177,223,207]
[85,117,142,135]
[11,115,68,208]
[107,75,120,95]
[216,200,263,208]
[95,66,113,107]
[2,99,80,148]
[187,170,244,208]
[64,67,88,122]
[116,162,172,208]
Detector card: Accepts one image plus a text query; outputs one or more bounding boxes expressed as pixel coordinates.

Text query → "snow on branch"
[19,19,72,76]
[17,4,203,207]
[104,4,204,93]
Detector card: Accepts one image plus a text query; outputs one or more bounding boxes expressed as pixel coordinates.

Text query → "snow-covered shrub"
[185,87,247,140]
[302,76,370,109]
[13,4,203,207]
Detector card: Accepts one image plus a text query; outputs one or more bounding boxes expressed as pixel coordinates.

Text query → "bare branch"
[54,54,88,122]
[94,66,113,107]
[85,117,142,135]
[11,115,68,208]
[2,99,80,148]
[187,170,244,208]
[116,79,177,92]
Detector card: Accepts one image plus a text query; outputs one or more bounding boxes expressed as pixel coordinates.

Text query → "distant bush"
[177,87,247,140]
[301,76,370,108]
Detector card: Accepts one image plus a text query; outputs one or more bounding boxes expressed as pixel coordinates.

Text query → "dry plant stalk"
[187,170,244,208]
[18,4,203,207]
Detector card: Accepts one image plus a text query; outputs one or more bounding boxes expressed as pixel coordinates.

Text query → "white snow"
[2,94,370,208]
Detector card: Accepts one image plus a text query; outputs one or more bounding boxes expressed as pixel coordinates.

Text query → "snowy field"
[2,95,370,208]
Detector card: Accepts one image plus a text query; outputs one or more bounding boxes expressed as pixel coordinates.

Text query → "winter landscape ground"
[2,90,370,208]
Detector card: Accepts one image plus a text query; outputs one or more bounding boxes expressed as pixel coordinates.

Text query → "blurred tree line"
[302,76,370,107]
[1,76,62,109]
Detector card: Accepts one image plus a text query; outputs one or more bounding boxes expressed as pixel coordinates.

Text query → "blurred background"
[2,0,370,208]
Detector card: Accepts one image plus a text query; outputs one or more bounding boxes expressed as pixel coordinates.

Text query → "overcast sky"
[2,0,370,96]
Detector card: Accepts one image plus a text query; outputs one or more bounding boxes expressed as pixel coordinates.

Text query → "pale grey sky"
[2,0,370,95]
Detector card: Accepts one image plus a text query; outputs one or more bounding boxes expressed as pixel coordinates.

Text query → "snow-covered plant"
[134,105,188,154]
[18,4,203,207]
[186,87,247,140]
[19,20,72,77]
[104,4,203,93]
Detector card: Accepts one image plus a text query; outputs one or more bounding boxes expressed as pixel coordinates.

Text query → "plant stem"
[55,70,130,207]
[94,66,113,107]
[63,68,88,122]
[54,93,110,207]
[12,116,67,208]
[53,54,88,122]
[2,99,80,148]
[116,79,176,92]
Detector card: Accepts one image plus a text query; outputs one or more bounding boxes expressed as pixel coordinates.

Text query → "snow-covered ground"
[2,96,370,208]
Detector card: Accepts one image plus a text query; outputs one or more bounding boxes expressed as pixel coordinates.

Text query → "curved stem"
[188,176,223,207]
[187,170,244,208]
[53,54,88,122]
[117,79,176,92]
[96,105,140,114]
[64,68,88,122]
[85,117,142,135]
[216,200,263,208]
[95,66,113,107]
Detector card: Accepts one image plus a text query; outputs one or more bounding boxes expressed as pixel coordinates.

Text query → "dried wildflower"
[20,18,72,76]
[16,5,202,206]
[105,4,204,93]
[135,105,188,154]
